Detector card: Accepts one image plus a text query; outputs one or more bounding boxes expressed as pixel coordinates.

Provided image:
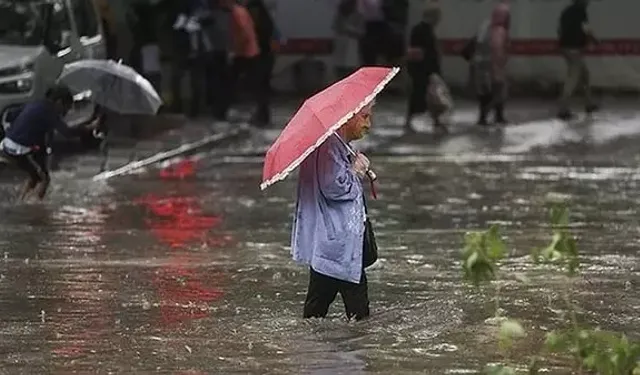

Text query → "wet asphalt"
[0,98,638,374]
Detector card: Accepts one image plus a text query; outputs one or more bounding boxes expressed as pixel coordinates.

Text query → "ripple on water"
[1,146,639,373]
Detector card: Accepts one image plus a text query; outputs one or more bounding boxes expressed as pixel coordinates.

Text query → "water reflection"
[1,142,639,373]
[135,159,227,327]
[46,205,115,373]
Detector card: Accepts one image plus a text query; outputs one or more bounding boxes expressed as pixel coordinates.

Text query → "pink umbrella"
[261,66,400,192]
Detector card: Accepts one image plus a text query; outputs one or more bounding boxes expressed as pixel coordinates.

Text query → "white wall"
[269,0,640,93]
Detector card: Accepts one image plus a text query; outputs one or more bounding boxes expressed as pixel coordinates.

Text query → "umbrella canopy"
[58,59,162,115]
[261,66,399,190]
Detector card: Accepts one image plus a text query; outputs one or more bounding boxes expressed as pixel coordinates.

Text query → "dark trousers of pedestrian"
[170,55,206,117]
[406,72,444,131]
[558,49,594,114]
[359,21,388,66]
[227,56,259,121]
[210,51,231,121]
[407,72,428,118]
[303,267,370,321]
[477,82,507,125]
[253,53,275,125]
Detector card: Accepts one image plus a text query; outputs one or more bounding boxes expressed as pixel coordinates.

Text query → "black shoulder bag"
[362,195,378,268]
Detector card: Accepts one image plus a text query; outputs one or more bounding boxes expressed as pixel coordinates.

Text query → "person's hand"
[352,152,370,178]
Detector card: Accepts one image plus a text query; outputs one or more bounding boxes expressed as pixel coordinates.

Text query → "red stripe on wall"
[278,38,640,56]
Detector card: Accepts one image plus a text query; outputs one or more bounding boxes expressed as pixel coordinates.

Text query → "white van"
[0,0,106,139]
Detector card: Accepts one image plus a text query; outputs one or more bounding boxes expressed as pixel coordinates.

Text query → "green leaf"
[528,358,540,375]
[498,320,525,351]
[462,226,505,286]
[486,225,506,261]
[466,250,479,270]
[486,365,517,375]
[545,330,572,352]
[499,320,525,340]
[550,205,569,226]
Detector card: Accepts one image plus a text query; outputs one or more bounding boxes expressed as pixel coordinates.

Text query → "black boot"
[495,103,507,125]
[585,103,599,114]
[557,109,574,121]
[477,111,489,126]
[477,95,491,126]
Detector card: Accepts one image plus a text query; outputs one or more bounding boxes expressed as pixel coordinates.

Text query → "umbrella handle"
[366,169,377,182]
[367,169,377,200]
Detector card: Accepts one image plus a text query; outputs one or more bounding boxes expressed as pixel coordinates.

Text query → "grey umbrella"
[57,59,162,115]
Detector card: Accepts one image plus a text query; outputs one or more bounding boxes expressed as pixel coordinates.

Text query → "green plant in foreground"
[485,320,528,375]
[531,204,579,276]
[546,329,640,375]
[462,205,640,374]
[462,224,507,318]
[462,224,506,286]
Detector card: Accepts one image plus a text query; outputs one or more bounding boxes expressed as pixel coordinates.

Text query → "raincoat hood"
[491,3,510,29]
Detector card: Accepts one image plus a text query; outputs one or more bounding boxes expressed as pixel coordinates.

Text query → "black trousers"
[407,72,428,116]
[170,55,205,116]
[2,149,49,186]
[253,53,274,124]
[210,51,231,120]
[303,267,369,321]
[227,56,259,118]
[359,21,389,66]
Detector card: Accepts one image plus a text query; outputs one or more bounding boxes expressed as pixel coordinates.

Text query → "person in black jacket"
[246,0,276,126]
[405,5,442,134]
[0,86,78,201]
[557,0,597,120]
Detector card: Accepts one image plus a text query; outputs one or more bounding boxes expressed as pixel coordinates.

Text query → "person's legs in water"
[202,52,216,116]
[303,268,340,318]
[405,72,428,133]
[252,53,274,126]
[28,150,50,200]
[430,110,448,135]
[6,149,50,201]
[477,93,492,126]
[558,49,581,120]
[493,82,507,124]
[170,57,186,113]
[578,55,598,114]
[339,269,370,321]
[211,51,231,121]
[188,55,205,118]
[226,56,248,121]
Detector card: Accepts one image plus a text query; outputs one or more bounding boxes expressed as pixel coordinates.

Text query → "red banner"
[278,38,640,56]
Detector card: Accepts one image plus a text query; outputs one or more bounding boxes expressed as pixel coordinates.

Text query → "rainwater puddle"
[0,146,638,373]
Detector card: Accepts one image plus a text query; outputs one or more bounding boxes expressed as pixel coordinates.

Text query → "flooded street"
[0,100,638,374]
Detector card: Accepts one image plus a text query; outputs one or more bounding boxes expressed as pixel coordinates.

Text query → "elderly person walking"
[470,1,510,126]
[291,107,375,321]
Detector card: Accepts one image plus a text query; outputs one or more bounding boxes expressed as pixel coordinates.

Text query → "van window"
[71,0,99,38]
[50,0,74,49]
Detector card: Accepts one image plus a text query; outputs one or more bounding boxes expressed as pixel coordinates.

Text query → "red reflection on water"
[137,195,221,248]
[160,159,196,180]
[136,158,230,327]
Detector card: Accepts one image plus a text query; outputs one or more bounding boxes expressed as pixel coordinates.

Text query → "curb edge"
[92,126,250,181]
